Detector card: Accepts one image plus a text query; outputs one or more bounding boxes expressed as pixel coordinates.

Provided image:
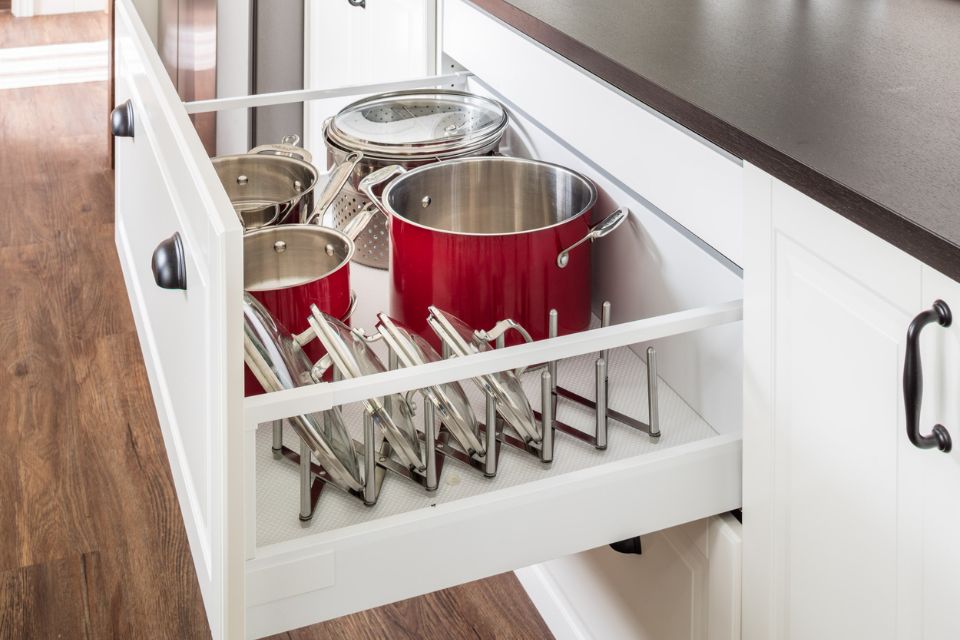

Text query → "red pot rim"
[381,156,599,238]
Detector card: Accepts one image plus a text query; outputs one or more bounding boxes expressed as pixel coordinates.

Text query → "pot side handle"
[249,134,313,163]
[358,164,408,216]
[556,206,629,269]
[304,151,364,224]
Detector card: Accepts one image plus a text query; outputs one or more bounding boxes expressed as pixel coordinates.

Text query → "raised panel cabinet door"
[743,165,924,640]
[305,0,435,89]
[114,1,245,638]
[916,267,960,640]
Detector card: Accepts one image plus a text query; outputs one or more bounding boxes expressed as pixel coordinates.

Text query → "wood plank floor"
[0,11,553,640]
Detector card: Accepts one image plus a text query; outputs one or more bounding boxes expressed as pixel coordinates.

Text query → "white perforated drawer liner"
[255,342,720,547]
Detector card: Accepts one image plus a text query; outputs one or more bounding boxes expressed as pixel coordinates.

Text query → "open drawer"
[113,0,744,638]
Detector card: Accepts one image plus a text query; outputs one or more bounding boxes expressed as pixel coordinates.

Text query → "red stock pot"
[360,156,628,344]
[242,211,372,395]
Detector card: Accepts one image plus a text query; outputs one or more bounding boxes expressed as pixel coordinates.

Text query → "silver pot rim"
[213,153,320,192]
[380,156,599,238]
[243,224,354,292]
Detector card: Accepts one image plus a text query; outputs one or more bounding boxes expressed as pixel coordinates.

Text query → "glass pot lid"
[307,308,425,470]
[242,294,362,491]
[426,307,540,444]
[326,89,508,158]
[376,313,484,455]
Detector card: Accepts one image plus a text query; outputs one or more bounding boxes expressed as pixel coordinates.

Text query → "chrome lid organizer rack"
[267,302,664,523]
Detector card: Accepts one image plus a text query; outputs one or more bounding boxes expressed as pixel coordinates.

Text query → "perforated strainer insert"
[325,188,390,269]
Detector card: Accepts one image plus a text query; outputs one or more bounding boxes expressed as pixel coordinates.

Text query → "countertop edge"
[469,0,960,282]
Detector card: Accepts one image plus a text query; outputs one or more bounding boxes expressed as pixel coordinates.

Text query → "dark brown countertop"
[472,0,960,279]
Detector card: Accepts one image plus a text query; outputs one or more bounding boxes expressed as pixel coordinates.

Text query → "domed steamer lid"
[326,89,508,159]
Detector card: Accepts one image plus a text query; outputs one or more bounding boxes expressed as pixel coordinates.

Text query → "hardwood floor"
[0,10,553,640]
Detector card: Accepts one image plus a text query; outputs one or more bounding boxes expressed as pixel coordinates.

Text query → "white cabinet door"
[916,267,960,640]
[303,0,437,156]
[742,165,924,640]
[305,0,435,89]
[114,2,245,638]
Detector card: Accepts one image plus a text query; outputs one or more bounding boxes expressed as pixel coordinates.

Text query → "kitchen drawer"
[443,0,744,266]
[114,1,743,638]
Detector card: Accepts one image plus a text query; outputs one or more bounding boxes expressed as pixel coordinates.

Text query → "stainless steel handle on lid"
[557,207,629,268]
[303,151,364,224]
[476,319,535,376]
[358,164,408,214]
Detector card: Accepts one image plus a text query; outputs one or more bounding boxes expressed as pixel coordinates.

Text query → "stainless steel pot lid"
[376,313,484,455]
[426,307,540,444]
[243,293,363,492]
[326,89,508,159]
[307,308,425,471]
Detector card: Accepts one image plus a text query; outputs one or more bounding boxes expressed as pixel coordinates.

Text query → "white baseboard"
[0,40,108,90]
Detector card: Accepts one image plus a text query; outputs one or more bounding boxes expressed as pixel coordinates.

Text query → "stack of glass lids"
[308,309,425,471]
[324,89,509,160]
[427,306,541,444]
[376,313,485,456]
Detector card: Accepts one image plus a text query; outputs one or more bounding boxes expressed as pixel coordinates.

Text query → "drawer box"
[114,0,744,637]
[443,0,744,266]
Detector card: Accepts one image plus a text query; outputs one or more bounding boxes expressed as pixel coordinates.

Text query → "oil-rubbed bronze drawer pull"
[151,232,187,291]
[903,300,952,452]
[110,99,135,138]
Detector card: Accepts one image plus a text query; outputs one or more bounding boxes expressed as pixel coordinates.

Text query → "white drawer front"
[443,0,744,265]
[114,2,244,638]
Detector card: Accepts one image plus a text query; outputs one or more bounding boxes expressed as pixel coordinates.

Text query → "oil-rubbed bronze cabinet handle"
[347,0,366,8]
[151,232,187,291]
[903,300,952,452]
[111,99,135,138]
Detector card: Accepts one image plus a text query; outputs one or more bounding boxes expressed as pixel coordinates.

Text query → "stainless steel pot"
[213,135,360,230]
[318,89,509,269]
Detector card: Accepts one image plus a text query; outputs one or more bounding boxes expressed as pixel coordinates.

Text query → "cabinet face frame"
[115,0,745,636]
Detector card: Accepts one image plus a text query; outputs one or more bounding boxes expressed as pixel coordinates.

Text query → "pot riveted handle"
[304,151,364,224]
[340,203,380,241]
[556,207,629,269]
[347,0,366,7]
[903,300,953,452]
[151,232,187,290]
[111,99,135,138]
[358,164,407,216]
[249,134,313,163]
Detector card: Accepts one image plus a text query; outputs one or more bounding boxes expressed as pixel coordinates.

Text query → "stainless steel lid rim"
[326,88,508,157]
[324,130,503,164]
